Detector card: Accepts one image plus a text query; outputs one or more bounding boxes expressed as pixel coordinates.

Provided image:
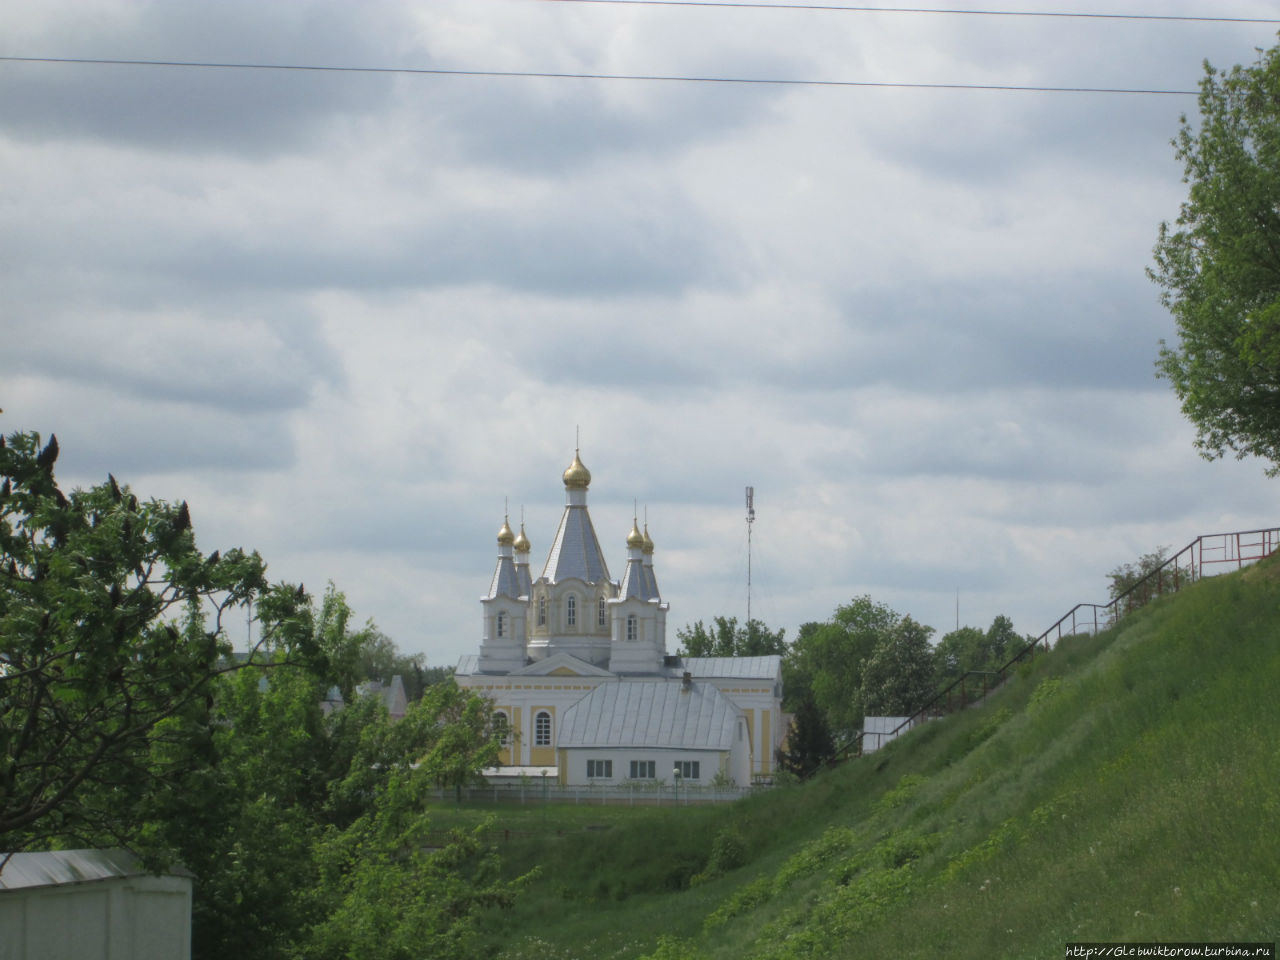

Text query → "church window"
[626,615,638,641]
[629,760,655,780]
[537,596,546,626]
[587,759,613,779]
[674,760,700,780]
[535,711,552,746]
[598,598,607,627]
[492,711,511,747]
[495,612,506,638]
[566,595,577,626]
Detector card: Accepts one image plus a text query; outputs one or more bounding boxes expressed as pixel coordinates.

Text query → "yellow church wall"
[529,704,556,766]
[512,706,523,764]
[492,703,514,765]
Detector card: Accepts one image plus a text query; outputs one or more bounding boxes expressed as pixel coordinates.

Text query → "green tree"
[355,624,429,701]
[933,615,1025,691]
[0,430,310,853]
[932,625,986,685]
[156,609,506,959]
[676,616,786,658]
[1151,44,1280,474]
[776,692,835,779]
[784,596,900,736]
[859,616,936,717]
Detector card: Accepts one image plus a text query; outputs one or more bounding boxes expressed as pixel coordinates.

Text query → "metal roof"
[459,654,782,682]
[619,557,660,601]
[541,504,611,585]
[0,849,186,891]
[487,554,522,599]
[643,562,660,600]
[558,680,739,750]
[673,656,782,681]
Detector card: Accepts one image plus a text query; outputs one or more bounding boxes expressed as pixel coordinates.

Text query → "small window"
[566,595,577,626]
[537,596,547,626]
[492,711,510,747]
[626,614,638,641]
[674,761,700,780]
[535,711,552,746]
[629,760,656,779]
[587,759,613,779]
[598,598,607,627]
[495,611,506,639]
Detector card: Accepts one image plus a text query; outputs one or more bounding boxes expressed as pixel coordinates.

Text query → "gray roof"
[487,555,521,599]
[619,557,660,601]
[673,656,782,681]
[558,680,739,750]
[0,849,188,890]
[541,505,611,585]
[644,562,660,599]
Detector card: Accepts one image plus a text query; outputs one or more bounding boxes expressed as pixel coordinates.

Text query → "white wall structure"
[0,849,191,960]
[861,716,919,753]
[457,451,785,786]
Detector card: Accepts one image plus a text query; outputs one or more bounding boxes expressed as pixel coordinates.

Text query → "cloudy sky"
[3,0,1278,667]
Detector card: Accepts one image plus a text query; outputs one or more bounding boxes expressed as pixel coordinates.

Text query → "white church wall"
[561,747,740,787]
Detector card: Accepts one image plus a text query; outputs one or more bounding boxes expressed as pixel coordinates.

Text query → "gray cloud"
[0,1,408,155]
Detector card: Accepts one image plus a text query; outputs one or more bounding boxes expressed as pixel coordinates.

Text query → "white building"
[0,849,192,960]
[455,451,783,787]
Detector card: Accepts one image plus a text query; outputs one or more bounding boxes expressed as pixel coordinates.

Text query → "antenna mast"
[745,486,755,625]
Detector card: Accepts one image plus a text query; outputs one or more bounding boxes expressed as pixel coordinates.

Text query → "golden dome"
[626,519,644,549]
[562,449,591,489]
[497,518,515,546]
[642,524,655,554]
[513,523,531,553]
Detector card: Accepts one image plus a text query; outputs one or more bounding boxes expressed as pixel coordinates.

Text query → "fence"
[430,780,761,807]
[836,526,1280,761]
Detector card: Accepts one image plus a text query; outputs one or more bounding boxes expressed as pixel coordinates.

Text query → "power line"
[536,0,1280,23]
[0,56,1199,95]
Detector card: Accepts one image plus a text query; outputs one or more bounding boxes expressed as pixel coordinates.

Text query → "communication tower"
[745,486,755,626]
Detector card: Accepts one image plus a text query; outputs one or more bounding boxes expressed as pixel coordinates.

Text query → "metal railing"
[431,780,760,806]
[838,526,1280,760]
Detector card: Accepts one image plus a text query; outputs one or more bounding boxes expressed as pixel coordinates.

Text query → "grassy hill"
[438,557,1280,959]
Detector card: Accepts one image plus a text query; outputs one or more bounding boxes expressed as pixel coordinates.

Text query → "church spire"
[619,516,659,601]
[541,448,610,585]
[513,519,533,598]
[487,514,520,599]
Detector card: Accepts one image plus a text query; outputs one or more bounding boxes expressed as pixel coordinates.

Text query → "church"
[455,451,784,787]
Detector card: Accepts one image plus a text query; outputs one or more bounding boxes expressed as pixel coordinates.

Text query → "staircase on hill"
[840,526,1280,760]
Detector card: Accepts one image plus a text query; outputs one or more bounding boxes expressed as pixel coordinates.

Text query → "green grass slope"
[455,559,1280,959]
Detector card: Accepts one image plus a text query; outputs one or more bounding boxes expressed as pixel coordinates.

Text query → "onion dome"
[513,523,531,554]
[642,524,655,555]
[562,450,591,490]
[497,517,515,546]
[627,519,644,549]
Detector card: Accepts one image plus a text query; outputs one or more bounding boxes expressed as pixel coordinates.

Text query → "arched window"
[492,711,511,747]
[626,614,638,641]
[535,711,552,746]
[598,598,607,627]
[537,596,547,626]
[495,611,506,638]
[566,595,577,627]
